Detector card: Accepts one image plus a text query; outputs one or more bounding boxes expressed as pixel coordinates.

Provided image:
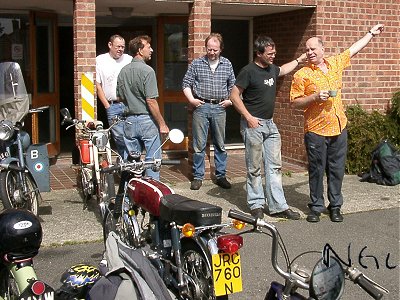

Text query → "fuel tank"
[127,177,174,216]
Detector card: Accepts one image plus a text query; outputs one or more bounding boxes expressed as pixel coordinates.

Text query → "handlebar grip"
[162,160,181,165]
[100,165,121,174]
[355,274,384,299]
[228,209,258,226]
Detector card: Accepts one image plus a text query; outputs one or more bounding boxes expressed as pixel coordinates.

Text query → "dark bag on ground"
[360,140,400,186]
[87,232,174,300]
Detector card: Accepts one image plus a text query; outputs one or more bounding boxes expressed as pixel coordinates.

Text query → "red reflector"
[31,280,46,295]
[217,234,243,253]
[101,160,109,168]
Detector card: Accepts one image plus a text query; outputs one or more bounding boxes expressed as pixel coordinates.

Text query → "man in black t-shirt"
[230,35,306,220]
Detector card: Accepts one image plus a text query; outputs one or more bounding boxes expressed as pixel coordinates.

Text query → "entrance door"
[157,16,189,150]
[29,11,60,157]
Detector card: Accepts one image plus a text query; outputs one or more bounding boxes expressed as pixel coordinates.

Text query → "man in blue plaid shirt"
[182,33,235,190]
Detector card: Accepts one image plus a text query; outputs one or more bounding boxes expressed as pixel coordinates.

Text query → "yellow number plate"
[212,252,243,296]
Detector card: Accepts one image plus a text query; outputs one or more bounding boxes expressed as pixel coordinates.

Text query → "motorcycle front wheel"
[0,169,39,216]
[181,242,228,300]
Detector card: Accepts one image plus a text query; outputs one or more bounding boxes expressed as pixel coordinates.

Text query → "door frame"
[29,11,60,157]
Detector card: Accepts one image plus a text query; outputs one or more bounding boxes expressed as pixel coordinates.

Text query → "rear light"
[31,280,46,295]
[217,234,243,253]
[100,160,109,168]
[182,223,195,237]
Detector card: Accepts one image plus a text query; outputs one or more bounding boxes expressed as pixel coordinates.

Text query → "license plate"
[19,280,55,300]
[212,252,242,296]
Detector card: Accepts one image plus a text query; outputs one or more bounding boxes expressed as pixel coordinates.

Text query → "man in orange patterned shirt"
[290,24,384,223]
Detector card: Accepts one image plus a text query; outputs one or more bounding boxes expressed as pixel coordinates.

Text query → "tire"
[0,266,18,299]
[97,171,115,205]
[77,165,92,209]
[181,242,228,300]
[102,205,117,242]
[0,169,39,216]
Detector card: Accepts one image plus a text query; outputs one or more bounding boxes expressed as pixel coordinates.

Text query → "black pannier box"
[160,194,222,226]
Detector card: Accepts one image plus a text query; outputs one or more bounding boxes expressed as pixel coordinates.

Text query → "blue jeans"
[106,102,128,160]
[192,103,227,180]
[240,118,289,214]
[123,115,161,180]
[304,129,347,212]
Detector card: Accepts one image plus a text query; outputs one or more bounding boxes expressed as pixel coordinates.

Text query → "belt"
[108,99,120,104]
[195,96,224,104]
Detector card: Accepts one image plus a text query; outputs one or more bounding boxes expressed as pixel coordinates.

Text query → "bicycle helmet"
[0,209,42,262]
[56,264,101,299]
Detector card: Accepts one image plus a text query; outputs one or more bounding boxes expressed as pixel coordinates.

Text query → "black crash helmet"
[0,208,42,261]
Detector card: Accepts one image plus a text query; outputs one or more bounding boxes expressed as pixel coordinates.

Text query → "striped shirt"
[182,56,235,100]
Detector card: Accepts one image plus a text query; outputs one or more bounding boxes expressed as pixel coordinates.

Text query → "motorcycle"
[0,62,50,216]
[227,209,389,299]
[0,208,100,300]
[60,107,122,209]
[101,129,244,300]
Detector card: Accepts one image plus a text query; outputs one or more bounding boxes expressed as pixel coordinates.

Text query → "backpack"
[88,232,174,300]
[360,140,400,186]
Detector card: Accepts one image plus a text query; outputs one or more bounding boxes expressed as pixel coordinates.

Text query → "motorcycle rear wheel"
[181,243,228,300]
[0,169,39,216]
[97,171,116,205]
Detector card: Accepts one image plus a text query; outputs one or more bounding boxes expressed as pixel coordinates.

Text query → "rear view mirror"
[169,129,184,144]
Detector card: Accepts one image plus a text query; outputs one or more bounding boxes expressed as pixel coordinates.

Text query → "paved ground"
[38,172,399,247]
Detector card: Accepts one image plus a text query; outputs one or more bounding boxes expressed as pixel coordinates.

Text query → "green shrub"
[346,91,400,174]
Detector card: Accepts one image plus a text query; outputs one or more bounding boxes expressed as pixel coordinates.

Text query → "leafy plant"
[345,91,400,174]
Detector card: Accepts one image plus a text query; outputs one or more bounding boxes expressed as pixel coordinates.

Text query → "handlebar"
[346,267,386,299]
[100,158,180,175]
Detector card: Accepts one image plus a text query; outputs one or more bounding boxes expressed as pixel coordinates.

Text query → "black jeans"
[304,129,347,212]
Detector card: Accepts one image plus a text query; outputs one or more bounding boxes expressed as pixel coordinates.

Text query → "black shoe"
[250,208,264,219]
[306,210,321,222]
[216,177,231,189]
[190,179,202,190]
[271,209,300,220]
[329,208,343,222]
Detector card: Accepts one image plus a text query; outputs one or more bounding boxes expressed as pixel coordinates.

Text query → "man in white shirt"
[96,34,132,159]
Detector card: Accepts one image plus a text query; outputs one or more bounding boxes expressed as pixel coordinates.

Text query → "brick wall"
[73,0,96,120]
[253,1,400,166]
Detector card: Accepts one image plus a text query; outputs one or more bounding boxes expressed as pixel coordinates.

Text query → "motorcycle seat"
[159,194,222,226]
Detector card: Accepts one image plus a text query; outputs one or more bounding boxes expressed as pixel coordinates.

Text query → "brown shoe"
[271,209,300,220]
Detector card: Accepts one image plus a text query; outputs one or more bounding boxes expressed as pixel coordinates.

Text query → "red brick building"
[1,0,398,174]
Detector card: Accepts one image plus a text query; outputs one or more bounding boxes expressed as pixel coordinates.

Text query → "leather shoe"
[215,177,232,189]
[190,179,202,190]
[306,211,321,223]
[271,209,300,220]
[329,208,343,222]
[250,208,264,219]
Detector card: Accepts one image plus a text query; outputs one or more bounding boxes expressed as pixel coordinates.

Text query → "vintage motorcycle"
[0,62,50,216]
[60,107,122,209]
[101,129,244,300]
[227,209,389,299]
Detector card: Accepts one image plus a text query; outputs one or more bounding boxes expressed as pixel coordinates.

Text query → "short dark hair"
[254,35,275,54]
[129,35,151,55]
[205,33,224,51]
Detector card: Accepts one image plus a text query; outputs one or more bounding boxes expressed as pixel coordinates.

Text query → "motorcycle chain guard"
[159,194,222,226]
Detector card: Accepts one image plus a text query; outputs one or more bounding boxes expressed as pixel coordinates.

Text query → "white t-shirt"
[96,53,132,101]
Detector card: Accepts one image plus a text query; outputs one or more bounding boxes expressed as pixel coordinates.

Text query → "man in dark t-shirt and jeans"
[230,35,306,220]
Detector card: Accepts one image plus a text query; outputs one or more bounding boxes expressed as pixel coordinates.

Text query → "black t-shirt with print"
[235,62,280,120]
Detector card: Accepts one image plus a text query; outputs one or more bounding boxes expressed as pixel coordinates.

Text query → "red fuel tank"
[127,178,174,216]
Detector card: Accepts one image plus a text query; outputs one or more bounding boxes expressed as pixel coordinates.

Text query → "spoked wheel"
[0,169,39,216]
[97,171,115,205]
[76,166,93,209]
[181,243,228,300]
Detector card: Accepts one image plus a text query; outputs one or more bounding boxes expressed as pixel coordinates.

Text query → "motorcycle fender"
[0,156,19,169]
[181,236,215,267]
[26,144,50,192]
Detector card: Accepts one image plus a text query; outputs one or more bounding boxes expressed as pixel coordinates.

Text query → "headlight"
[0,120,14,141]
[92,132,108,150]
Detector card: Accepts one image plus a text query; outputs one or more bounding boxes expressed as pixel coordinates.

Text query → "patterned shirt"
[290,49,351,136]
[182,56,235,100]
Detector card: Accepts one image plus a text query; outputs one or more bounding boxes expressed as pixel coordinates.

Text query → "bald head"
[305,37,325,65]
